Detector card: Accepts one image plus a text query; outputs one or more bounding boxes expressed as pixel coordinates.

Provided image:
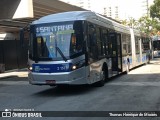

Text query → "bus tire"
[94,69,107,87]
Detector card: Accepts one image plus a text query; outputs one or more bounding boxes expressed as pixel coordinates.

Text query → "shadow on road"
[33,85,99,97]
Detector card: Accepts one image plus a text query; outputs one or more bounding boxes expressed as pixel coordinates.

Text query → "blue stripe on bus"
[142,55,146,62]
[129,58,132,64]
[137,56,141,63]
[123,58,132,64]
[32,63,72,73]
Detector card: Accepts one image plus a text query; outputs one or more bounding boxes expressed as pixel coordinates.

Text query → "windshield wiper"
[56,47,68,62]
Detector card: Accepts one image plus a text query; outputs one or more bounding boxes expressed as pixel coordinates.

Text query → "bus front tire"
[94,70,106,87]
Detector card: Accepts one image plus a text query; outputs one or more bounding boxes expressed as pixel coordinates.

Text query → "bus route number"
[57,66,67,71]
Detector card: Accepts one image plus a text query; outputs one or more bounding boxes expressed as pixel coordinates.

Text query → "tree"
[138,16,160,35]
[120,16,159,35]
[128,17,138,29]
[121,19,128,26]
[150,0,160,35]
[121,17,138,29]
[138,16,152,34]
[150,0,160,20]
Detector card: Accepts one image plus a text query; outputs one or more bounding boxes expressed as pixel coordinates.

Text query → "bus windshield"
[29,21,84,61]
[153,40,160,50]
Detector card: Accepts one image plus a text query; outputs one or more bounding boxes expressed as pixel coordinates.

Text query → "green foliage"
[121,17,138,29]
[121,16,159,35]
[150,0,160,19]
[150,0,160,35]
[138,16,160,35]
[121,0,160,36]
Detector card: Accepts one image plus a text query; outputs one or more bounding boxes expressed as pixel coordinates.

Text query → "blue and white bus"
[25,11,151,87]
[152,36,160,57]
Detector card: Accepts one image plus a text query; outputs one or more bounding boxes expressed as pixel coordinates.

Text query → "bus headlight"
[72,65,77,70]
[71,60,85,71]
[29,66,33,71]
[27,65,33,71]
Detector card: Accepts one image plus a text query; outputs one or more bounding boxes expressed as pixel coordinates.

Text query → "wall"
[0,0,33,19]
[0,37,28,71]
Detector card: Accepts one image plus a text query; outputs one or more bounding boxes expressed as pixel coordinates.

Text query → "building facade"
[60,0,154,20]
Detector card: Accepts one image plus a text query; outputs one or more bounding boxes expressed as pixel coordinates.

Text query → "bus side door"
[109,32,122,73]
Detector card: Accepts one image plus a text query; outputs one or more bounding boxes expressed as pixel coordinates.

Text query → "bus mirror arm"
[20,24,30,47]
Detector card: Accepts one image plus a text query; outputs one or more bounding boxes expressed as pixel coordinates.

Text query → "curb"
[0,68,28,80]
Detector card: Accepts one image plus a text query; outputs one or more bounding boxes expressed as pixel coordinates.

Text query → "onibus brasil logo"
[2,109,11,117]
[1,109,42,118]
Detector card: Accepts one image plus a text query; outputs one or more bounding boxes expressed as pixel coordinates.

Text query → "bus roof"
[32,11,134,34]
[32,11,96,24]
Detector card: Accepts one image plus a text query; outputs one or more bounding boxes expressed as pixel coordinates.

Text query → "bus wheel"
[94,71,106,87]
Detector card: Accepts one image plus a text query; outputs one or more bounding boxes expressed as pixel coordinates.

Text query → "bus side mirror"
[20,28,24,47]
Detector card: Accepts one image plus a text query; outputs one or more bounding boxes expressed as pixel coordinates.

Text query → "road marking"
[107,82,160,86]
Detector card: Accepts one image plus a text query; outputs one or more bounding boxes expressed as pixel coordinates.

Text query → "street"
[0,58,160,120]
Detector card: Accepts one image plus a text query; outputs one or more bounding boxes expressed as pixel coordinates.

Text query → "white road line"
[107,82,160,86]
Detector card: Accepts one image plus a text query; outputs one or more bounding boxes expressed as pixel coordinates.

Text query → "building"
[103,6,119,20]
[60,0,154,20]
[59,0,91,10]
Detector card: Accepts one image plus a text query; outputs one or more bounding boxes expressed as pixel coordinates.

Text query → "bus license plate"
[46,80,56,84]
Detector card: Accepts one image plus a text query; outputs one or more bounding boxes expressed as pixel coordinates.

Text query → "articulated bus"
[25,11,151,87]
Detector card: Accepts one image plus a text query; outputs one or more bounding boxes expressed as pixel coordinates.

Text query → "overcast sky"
[89,0,154,19]
[60,0,154,20]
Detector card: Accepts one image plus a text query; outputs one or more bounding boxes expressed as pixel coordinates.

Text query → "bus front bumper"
[28,67,87,85]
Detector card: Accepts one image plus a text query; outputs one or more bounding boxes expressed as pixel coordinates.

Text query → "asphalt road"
[0,58,160,120]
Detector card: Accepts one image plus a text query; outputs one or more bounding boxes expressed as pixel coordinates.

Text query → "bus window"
[71,34,82,54]
[142,37,150,53]
[110,34,117,57]
[135,36,140,54]
[153,40,160,50]
[126,35,131,55]
[88,24,98,61]
[96,27,102,56]
[122,34,127,56]
[101,28,108,56]
[36,37,50,58]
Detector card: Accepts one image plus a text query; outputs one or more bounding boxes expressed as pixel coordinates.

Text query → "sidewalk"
[0,69,28,80]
